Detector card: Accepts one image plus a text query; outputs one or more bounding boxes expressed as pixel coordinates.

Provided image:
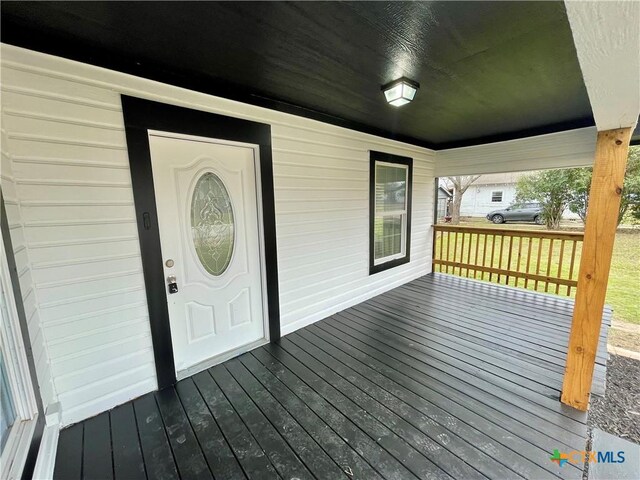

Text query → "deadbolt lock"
[167,275,178,294]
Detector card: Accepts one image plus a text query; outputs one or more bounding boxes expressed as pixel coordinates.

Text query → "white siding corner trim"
[1,44,436,425]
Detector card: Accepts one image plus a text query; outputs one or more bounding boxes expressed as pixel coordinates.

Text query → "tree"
[627,147,640,221]
[516,169,580,229]
[566,168,591,223]
[442,175,480,224]
[567,146,640,225]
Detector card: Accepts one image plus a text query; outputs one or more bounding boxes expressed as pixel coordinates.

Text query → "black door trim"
[121,96,280,389]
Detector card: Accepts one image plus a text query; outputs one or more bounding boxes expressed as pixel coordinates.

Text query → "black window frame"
[369,151,413,275]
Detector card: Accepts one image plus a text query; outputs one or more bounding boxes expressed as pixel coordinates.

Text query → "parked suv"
[486,203,543,224]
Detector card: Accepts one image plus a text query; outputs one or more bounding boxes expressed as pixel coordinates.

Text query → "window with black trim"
[491,191,503,202]
[369,151,412,274]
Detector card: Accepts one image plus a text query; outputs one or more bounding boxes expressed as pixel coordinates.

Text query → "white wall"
[0,44,435,425]
[435,127,597,177]
[1,125,57,411]
[460,184,517,217]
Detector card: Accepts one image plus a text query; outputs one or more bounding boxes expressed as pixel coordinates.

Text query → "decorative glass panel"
[374,215,403,260]
[375,164,407,212]
[191,173,234,276]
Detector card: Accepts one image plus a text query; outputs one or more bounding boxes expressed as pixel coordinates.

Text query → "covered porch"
[1,2,638,479]
[53,273,609,480]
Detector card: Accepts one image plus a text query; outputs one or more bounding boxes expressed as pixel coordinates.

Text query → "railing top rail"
[433,224,584,240]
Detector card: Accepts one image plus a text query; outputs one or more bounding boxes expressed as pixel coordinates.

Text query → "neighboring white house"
[459,173,521,217]
[442,172,581,220]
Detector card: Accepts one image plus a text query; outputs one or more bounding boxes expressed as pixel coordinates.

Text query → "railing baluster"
[489,234,496,282]
[466,232,473,277]
[497,235,505,283]
[480,233,488,280]
[438,229,444,273]
[431,225,582,296]
[452,231,459,274]
[473,232,480,279]
[567,239,578,296]
[556,239,566,294]
[545,239,554,292]
[445,230,451,274]
[459,232,466,276]
[505,234,514,286]
[535,238,543,291]
[515,236,523,288]
[524,236,533,289]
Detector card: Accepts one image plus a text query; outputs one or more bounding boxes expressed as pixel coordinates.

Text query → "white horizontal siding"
[274,149,434,332]
[1,44,436,426]
[1,50,155,426]
[435,127,598,177]
[1,124,57,410]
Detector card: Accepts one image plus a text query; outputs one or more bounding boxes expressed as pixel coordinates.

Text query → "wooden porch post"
[561,127,632,410]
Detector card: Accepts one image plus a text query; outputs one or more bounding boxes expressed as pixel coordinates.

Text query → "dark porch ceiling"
[1,1,595,149]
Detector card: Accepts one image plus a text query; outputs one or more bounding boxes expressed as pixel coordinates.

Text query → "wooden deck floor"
[53,273,610,480]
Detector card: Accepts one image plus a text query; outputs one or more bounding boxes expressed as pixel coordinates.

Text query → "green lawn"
[435,220,639,325]
[607,233,640,325]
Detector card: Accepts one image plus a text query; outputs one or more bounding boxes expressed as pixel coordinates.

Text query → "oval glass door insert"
[190,172,235,276]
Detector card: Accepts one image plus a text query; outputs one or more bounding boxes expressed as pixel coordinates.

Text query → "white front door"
[148,132,266,376]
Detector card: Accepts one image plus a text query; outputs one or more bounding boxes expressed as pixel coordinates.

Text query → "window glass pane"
[491,191,503,202]
[376,164,406,212]
[374,215,403,260]
[191,172,235,276]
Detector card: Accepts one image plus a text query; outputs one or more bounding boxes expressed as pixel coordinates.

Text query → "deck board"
[237,353,384,479]
[175,378,245,480]
[111,402,147,480]
[53,422,83,480]
[209,364,313,480]
[54,273,609,480]
[194,369,280,479]
[82,413,113,480]
[133,394,180,480]
[224,358,347,480]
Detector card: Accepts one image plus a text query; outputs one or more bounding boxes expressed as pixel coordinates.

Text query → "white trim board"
[435,127,598,177]
[565,0,640,131]
[32,403,62,480]
[32,424,59,480]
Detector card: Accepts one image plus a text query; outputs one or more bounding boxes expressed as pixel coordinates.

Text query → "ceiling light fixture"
[382,77,420,107]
